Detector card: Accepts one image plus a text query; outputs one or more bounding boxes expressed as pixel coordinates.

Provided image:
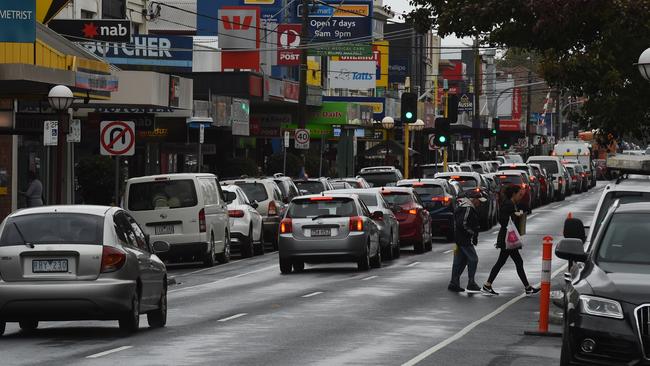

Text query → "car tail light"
[572,176,577,181]
[268,201,278,216]
[310,196,333,201]
[101,246,126,273]
[408,209,418,215]
[412,182,424,187]
[530,176,536,181]
[228,209,245,218]
[581,173,586,177]
[559,177,564,183]
[432,196,452,206]
[199,208,206,233]
[349,216,364,231]
[280,218,292,234]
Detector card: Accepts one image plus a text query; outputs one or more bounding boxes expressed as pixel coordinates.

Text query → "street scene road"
[0,185,604,366]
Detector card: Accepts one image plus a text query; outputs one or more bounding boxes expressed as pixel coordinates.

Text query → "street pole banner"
[67,119,81,143]
[295,128,310,149]
[100,120,135,156]
[277,24,301,65]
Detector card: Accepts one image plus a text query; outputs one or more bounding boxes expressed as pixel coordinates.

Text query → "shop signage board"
[67,119,81,143]
[218,7,260,49]
[48,19,131,42]
[299,0,372,43]
[294,129,310,149]
[328,60,376,90]
[100,121,135,156]
[0,0,35,43]
[43,120,58,146]
[499,119,521,131]
[231,98,250,136]
[197,0,284,36]
[277,24,301,65]
[457,94,474,113]
[308,43,372,57]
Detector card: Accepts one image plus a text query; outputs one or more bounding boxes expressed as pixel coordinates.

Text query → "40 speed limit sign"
[294,128,310,149]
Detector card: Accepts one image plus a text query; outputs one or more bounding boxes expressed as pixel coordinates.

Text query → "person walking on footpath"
[20,170,43,208]
[482,185,540,296]
[448,190,485,293]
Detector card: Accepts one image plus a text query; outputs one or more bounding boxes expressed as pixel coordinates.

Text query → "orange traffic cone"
[567,212,573,219]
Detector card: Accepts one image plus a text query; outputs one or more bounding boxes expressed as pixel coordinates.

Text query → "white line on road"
[361,275,378,281]
[528,213,537,219]
[551,204,563,209]
[169,265,277,294]
[443,249,454,254]
[86,346,133,359]
[172,253,276,277]
[218,313,248,322]
[406,262,420,267]
[401,264,568,366]
[301,291,323,298]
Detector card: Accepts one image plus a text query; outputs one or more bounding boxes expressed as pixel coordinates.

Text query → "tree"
[407,0,650,137]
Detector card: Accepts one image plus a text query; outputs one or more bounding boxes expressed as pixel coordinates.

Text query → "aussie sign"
[48,19,131,42]
[299,0,372,43]
[277,24,301,65]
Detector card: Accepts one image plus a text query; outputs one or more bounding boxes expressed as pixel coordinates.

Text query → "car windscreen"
[597,213,650,265]
[287,198,357,218]
[295,181,326,194]
[357,193,378,207]
[471,164,484,173]
[592,191,650,240]
[529,160,558,175]
[345,181,362,188]
[460,166,472,172]
[381,192,415,206]
[128,179,198,211]
[223,190,237,204]
[235,183,269,202]
[359,172,399,187]
[274,180,290,197]
[402,185,445,198]
[0,213,104,246]
[330,182,349,189]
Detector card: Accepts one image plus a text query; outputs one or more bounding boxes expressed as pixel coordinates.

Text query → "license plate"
[32,259,68,273]
[311,228,331,237]
[155,225,174,235]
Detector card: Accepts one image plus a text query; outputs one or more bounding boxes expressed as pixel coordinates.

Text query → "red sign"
[283,80,299,102]
[499,119,521,132]
[220,7,260,71]
[277,24,301,66]
[249,75,263,97]
[512,87,522,120]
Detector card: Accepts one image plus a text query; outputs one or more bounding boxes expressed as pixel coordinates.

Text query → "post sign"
[301,0,372,43]
[0,0,35,43]
[44,120,58,146]
[284,131,290,147]
[48,19,131,42]
[277,24,301,65]
[67,119,81,143]
[100,120,135,156]
[294,128,310,149]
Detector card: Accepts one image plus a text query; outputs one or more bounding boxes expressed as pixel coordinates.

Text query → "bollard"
[524,235,562,337]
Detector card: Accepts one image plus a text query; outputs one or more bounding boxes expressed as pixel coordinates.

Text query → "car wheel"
[255,229,265,256]
[370,244,382,268]
[241,226,254,258]
[19,320,38,332]
[357,244,371,271]
[0,321,5,336]
[216,233,231,264]
[203,234,216,267]
[119,293,140,334]
[279,257,293,274]
[292,260,305,272]
[393,233,401,259]
[147,286,167,328]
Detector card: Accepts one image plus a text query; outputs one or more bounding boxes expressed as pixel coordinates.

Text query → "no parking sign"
[100,121,135,156]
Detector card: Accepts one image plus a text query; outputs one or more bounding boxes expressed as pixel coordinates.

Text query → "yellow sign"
[307,59,321,86]
[37,0,71,24]
[332,5,370,17]
[374,40,389,88]
[359,102,383,114]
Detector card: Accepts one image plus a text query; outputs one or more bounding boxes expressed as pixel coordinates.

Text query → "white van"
[526,156,567,201]
[124,173,230,267]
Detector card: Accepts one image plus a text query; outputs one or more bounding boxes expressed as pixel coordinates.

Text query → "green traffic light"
[491,129,497,135]
[405,111,413,119]
[438,135,447,143]
[503,143,509,148]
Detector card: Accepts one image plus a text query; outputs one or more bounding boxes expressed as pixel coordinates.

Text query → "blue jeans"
[450,244,479,287]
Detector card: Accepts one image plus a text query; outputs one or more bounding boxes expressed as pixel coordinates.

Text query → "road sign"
[455,141,463,151]
[518,137,529,148]
[428,134,437,150]
[295,128,310,149]
[284,131,290,148]
[44,120,58,146]
[100,120,135,156]
[199,124,205,144]
[68,119,81,143]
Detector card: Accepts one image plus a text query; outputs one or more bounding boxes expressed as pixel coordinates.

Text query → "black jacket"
[496,198,521,249]
[454,199,480,246]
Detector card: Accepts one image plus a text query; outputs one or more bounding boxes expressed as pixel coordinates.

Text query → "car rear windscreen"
[359,172,399,187]
[495,175,523,186]
[129,179,198,211]
[0,213,103,246]
[460,166,472,172]
[295,181,326,194]
[236,183,269,202]
[274,180,290,197]
[357,193,378,207]
[345,181,362,188]
[288,198,357,218]
[381,192,415,206]
[529,160,559,175]
[403,185,445,197]
[449,177,478,189]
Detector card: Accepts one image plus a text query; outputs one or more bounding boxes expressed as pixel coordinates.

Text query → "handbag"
[517,212,527,235]
[505,217,523,249]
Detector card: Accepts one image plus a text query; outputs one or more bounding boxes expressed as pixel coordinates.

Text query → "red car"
[494,171,533,211]
[378,187,432,253]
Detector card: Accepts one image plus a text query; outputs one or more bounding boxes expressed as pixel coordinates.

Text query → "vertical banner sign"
[0,0,36,42]
[231,98,250,136]
[219,7,261,71]
[44,120,58,146]
[199,124,205,144]
[67,119,81,143]
[294,129,310,149]
[512,87,522,120]
[277,24,301,65]
[100,121,136,156]
[169,75,180,108]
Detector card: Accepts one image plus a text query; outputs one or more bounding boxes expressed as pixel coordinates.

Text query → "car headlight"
[579,295,624,319]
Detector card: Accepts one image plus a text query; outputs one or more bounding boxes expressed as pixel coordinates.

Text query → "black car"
[557,200,650,365]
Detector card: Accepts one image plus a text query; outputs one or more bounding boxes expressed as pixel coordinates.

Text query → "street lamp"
[48,85,74,205]
[381,116,395,130]
[637,48,650,81]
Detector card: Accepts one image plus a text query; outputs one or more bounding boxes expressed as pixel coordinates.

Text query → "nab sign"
[49,19,131,42]
[277,24,301,66]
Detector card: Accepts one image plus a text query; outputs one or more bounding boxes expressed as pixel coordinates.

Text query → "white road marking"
[218,313,248,322]
[401,264,568,366]
[86,346,133,359]
[551,204,563,209]
[443,249,454,254]
[406,262,420,267]
[527,213,537,219]
[361,275,378,281]
[301,291,323,298]
[169,265,277,294]
[173,253,276,277]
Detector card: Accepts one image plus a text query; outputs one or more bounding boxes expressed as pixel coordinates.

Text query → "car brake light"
[451,176,461,179]
[310,196,333,201]
[433,196,452,206]
[530,176,536,181]
[499,175,508,179]
[349,216,364,231]
[280,218,292,234]
[572,177,577,181]
[408,209,418,215]
[101,246,126,273]
[228,209,245,218]
[474,188,481,193]
[559,177,564,183]
[268,201,278,216]
[199,208,206,232]
[581,173,586,177]
[521,184,527,189]
[412,182,424,187]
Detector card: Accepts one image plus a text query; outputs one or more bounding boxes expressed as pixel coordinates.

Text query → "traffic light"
[446,94,459,123]
[401,92,417,124]
[491,118,499,136]
[435,117,450,146]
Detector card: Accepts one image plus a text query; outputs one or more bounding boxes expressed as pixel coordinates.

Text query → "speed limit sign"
[295,128,310,149]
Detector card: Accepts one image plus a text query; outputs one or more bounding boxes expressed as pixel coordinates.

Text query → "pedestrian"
[20,170,43,207]
[448,190,486,293]
[482,185,540,296]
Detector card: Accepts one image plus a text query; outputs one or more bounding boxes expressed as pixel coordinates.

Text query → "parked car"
[325,189,401,260]
[294,178,334,195]
[482,174,500,225]
[563,164,580,195]
[378,187,432,253]
[278,194,382,273]
[330,177,371,189]
[222,178,286,251]
[434,172,496,229]
[527,156,568,201]
[0,205,170,335]
[222,185,264,258]
[125,173,230,267]
[397,178,458,241]
[528,163,554,204]
[271,173,301,204]
[358,166,403,187]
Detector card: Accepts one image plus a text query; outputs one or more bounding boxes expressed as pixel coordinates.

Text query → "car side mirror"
[563,218,586,243]
[152,241,171,254]
[371,211,384,220]
[251,201,259,209]
[555,238,587,262]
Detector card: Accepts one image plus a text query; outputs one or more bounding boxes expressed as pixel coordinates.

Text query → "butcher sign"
[100,120,135,156]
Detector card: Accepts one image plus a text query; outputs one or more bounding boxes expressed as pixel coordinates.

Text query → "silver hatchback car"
[278,194,382,273]
[0,205,170,336]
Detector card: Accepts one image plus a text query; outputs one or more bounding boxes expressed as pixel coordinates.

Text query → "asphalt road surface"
[1,184,605,366]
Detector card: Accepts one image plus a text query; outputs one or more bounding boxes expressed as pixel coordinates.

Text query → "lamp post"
[637,48,650,81]
[48,85,74,205]
[404,119,425,179]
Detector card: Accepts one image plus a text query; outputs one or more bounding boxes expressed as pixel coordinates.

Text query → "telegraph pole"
[473,36,480,160]
[297,0,310,129]
[525,70,532,144]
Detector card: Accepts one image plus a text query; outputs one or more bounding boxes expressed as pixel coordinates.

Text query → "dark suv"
[557,201,650,365]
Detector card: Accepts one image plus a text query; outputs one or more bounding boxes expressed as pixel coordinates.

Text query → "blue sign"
[79,35,193,70]
[197,0,284,36]
[388,59,408,83]
[0,0,35,42]
[298,0,372,43]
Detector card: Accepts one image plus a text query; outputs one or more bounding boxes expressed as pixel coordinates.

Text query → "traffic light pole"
[443,90,449,172]
[404,124,410,178]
